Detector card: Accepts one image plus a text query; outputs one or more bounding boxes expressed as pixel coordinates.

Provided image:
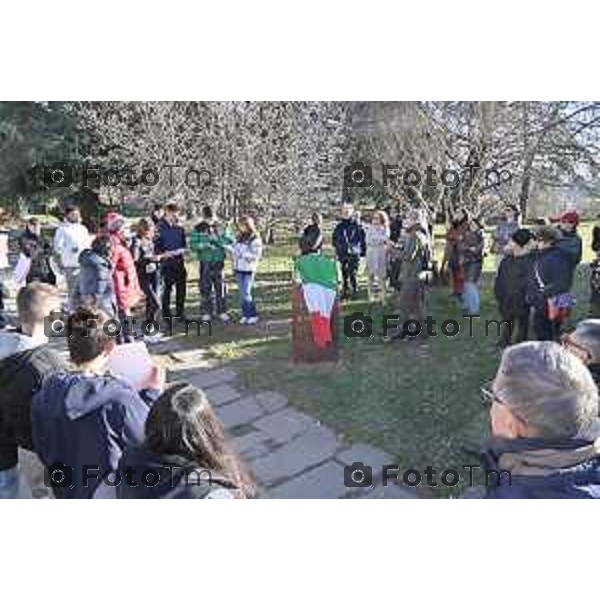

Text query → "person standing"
[527,226,573,341]
[232,216,263,325]
[299,212,323,255]
[53,206,91,311]
[365,210,390,304]
[155,203,188,322]
[491,204,521,268]
[332,204,366,300]
[19,218,56,286]
[190,206,233,323]
[150,203,165,226]
[493,228,535,347]
[104,212,142,343]
[555,211,582,288]
[461,218,485,315]
[444,209,469,299]
[131,218,164,342]
[0,283,66,498]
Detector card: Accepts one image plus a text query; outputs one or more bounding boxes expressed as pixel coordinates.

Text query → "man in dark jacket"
[155,203,187,320]
[332,204,366,299]
[494,228,534,347]
[479,341,600,499]
[527,226,573,341]
[0,283,65,498]
[19,218,56,285]
[31,306,164,499]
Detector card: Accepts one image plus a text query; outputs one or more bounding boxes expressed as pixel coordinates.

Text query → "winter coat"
[19,229,55,285]
[109,234,142,311]
[299,224,323,255]
[76,249,115,313]
[190,220,233,263]
[460,229,485,283]
[556,230,582,287]
[592,225,600,253]
[155,218,186,276]
[0,332,66,471]
[31,371,159,499]
[332,218,366,260]
[365,224,389,278]
[115,446,238,499]
[526,246,573,310]
[480,434,600,499]
[232,234,263,273]
[494,253,534,317]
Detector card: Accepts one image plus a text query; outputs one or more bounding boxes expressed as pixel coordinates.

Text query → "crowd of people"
[2,199,600,499]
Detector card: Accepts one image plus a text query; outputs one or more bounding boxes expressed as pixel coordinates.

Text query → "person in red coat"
[104,212,142,342]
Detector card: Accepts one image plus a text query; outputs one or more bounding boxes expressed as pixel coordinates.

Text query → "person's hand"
[139,364,165,392]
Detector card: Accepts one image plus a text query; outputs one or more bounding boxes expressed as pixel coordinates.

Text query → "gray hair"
[494,341,598,439]
[573,319,600,364]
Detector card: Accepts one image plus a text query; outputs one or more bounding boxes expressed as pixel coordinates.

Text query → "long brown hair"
[237,215,258,242]
[144,383,255,498]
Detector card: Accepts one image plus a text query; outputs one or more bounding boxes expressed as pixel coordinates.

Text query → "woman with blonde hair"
[365,210,390,304]
[232,215,263,325]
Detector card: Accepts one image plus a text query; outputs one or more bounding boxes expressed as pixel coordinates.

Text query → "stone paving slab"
[250,391,288,414]
[250,426,338,486]
[170,367,238,389]
[267,460,349,499]
[215,396,265,429]
[336,443,395,472]
[205,383,242,407]
[352,483,418,500]
[252,407,319,444]
[233,430,273,461]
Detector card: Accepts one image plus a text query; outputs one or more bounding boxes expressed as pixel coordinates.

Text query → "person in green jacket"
[190,206,234,322]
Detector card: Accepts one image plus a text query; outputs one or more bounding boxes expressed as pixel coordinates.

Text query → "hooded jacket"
[556,229,582,275]
[480,434,600,499]
[0,331,66,471]
[31,371,158,499]
[232,234,263,273]
[115,446,237,499]
[109,234,142,311]
[77,248,115,312]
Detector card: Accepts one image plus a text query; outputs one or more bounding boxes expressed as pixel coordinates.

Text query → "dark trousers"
[161,259,187,318]
[533,307,560,341]
[0,282,5,329]
[340,255,360,294]
[199,261,226,315]
[139,269,161,323]
[498,311,529,346]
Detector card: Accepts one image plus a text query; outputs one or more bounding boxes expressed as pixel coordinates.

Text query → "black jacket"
[592,226,600,253]
[20,230,55,285]
[332,218,366,259]
[116,446,238,499]
[299,224,322,255]
[526,246,573,309]
[0,340,66,471]
[494,253,534,316]
[556,230,582,286]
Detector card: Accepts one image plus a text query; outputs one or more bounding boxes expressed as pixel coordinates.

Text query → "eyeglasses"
[559,329,593,363]
[480,382,527,424]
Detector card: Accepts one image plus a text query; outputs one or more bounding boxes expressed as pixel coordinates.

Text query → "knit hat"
[104,212,125,233]
[511,228,534,248]
[551,211,580,226]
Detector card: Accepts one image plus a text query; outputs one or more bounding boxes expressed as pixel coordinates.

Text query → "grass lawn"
[174,222,596,497]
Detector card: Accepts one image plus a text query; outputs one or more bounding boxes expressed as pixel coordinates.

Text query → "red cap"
[559,211,579,225]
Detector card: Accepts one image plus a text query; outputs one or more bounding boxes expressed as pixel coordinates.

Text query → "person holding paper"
[31,307,164,499]
[156,203,188,322]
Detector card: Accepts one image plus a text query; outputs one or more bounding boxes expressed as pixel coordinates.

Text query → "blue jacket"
[480,436,600,499]
[556,230,582,286]
[31,372,158,499]
[332,218,366,260]
[77,249,115,313]
[526,246,573,309]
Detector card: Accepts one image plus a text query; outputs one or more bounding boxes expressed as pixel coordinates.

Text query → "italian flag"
[294,255,338,348]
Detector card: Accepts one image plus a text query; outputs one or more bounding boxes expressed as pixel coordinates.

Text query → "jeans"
[139,269,161,323]
[199,261,226,315]
[0,467,31,499]
[462,281,480,315]
[63,267,80,311]
[236,271,257,318]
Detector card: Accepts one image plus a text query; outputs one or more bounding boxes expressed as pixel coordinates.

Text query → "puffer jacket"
[76,248,115,313]
[109,234,142,310]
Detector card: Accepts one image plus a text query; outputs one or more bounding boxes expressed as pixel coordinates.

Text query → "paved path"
[4,298,417,498]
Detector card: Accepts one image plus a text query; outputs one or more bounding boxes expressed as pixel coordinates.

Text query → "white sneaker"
[201,314,212,322]
[246,316,259,325]
[219,313,230,323]
[239,316,248,325]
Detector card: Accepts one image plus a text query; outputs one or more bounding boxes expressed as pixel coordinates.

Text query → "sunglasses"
[559,329,593,363]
